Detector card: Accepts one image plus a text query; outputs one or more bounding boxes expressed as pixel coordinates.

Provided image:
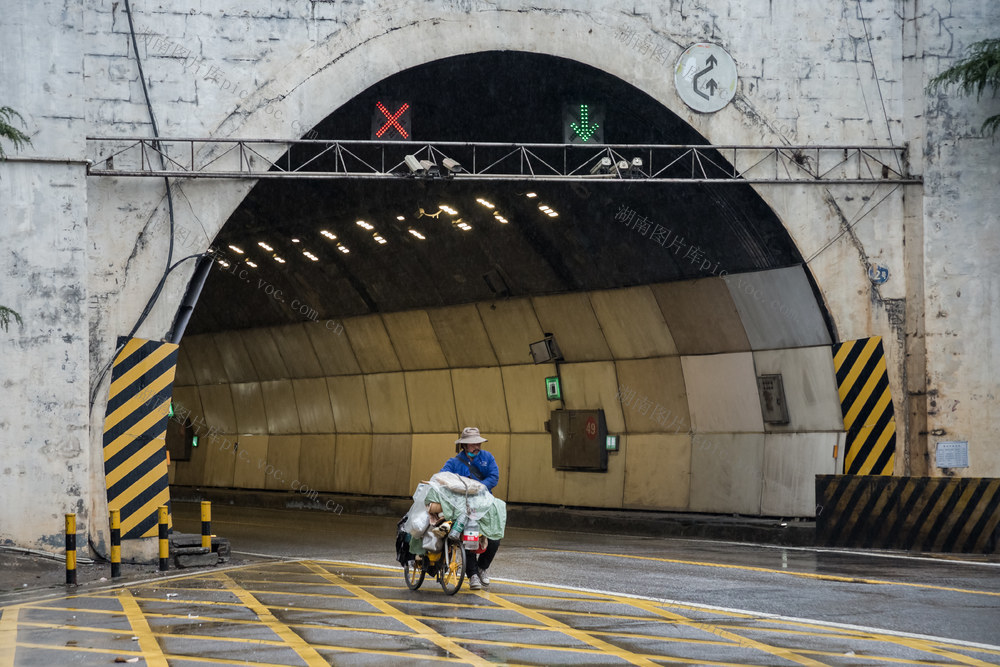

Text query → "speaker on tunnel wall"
[165,416,195,462]
[548,409,608,472]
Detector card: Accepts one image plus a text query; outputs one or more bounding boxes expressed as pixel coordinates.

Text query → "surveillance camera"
[589,156,613,175]
[404,154,423,174]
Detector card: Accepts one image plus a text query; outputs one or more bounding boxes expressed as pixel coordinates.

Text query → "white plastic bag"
[403,483,432,538]
[406,511,430,539]
[422,532,443,552]
[430,471,486,496]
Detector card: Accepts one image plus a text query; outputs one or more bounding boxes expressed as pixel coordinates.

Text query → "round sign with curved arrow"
[674,43,738,113]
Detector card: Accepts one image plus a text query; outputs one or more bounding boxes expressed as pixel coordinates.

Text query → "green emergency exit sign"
[545,376,562,401]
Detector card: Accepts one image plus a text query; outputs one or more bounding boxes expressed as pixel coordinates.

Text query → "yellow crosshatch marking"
[1,560,998,666]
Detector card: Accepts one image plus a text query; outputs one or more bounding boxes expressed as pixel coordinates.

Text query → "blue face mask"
[467,450,480,458]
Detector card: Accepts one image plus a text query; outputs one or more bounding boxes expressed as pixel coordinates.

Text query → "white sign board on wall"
[936,441,969,469]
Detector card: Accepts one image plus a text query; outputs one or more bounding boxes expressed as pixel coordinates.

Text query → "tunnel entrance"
[170,51,845,519]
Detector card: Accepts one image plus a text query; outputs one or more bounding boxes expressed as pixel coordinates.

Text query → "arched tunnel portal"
[170,51,845,517]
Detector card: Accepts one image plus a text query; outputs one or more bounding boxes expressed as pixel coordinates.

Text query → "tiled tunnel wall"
[170,266,847,516]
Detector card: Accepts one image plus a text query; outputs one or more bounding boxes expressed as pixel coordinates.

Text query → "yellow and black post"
[200,501,212,550]
[158,505,169,571]
[109,509,122,578]
[65,513,77,585]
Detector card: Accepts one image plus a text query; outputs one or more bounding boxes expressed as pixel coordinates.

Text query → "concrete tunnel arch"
[167,50,846,518]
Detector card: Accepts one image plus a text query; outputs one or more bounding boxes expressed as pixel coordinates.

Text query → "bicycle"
[401,526,466,595]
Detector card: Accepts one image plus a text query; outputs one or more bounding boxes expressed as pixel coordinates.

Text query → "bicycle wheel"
[403,558,425,590]
[440,541,465,595]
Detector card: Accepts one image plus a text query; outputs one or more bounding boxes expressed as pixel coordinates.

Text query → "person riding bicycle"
[440,426,500,589]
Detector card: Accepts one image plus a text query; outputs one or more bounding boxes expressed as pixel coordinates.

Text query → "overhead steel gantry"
[86,137,921,184]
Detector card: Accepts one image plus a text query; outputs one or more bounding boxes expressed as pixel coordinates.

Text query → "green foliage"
[0,306,23,333]
[0,106,32,158]
[928,39,1000,136]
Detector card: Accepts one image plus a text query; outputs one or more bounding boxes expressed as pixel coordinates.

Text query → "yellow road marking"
[216,573,328,666]
[302,561,491,665]
[530,548,1000,597]
[0,607,18,667]
[899,637,999,667]
[13,642,297,667]
[6,559,997,667]
[621,597,828,667]
[479,590,660,666]
[118,589,168,667]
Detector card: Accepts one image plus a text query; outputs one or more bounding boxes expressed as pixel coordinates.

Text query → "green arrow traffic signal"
[570,104,599,142]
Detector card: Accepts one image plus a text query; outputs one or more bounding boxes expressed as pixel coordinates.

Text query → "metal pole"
[65,514,77,585]
[158,505,169,572]
[110,509,122,579]
[201,501,212,550]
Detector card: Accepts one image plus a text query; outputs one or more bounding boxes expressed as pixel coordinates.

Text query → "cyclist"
[440,426,500,589]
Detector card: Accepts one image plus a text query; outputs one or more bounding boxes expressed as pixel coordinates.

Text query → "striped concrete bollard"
[201,501,212,550]
[110,509,121,578]
[65,513,77,585]
[158,505,169,571]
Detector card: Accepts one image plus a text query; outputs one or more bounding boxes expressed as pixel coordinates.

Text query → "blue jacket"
[440,450,499,492]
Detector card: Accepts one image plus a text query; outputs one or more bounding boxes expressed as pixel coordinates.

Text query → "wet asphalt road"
[172,501,1000,648]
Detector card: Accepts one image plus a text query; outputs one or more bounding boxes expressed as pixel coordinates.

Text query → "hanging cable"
[90,0,180,409]
[856,0,903,173]
[805,184,901,264]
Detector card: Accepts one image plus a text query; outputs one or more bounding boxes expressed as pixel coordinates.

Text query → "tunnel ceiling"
[188,51,803,334]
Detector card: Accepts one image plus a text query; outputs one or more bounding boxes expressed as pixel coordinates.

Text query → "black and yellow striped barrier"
[832,336,896,475]
[101,337,179,540]
[816,475,1000,553]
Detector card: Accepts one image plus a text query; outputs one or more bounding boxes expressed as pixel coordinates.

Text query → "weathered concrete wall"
[2,0,998,549]
[917,1,1000,474]
[0,4,91,549]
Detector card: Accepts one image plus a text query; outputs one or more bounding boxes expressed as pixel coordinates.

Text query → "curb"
[170,486,815,547]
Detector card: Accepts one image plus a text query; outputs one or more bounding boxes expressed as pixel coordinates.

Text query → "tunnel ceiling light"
[408,229,425,240]
[245,260,258,268]
[320,230,337,240]
[476,198,495,209]
[538,204,551,211]
[457,222,472,231]
[273,255,286,264]
[337,244,350,254]
[303,251,319,261]
[217,259,231,268]
[291,238,301,243]
[494,214,508,224]
[439,205,458,216]
[547,211,559,217]
[373,233,387,245]
[525,192,537,198]
[356,220,374,230]
[258,241,273,252]
[228,245,244,254]
[396,215,405,221]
